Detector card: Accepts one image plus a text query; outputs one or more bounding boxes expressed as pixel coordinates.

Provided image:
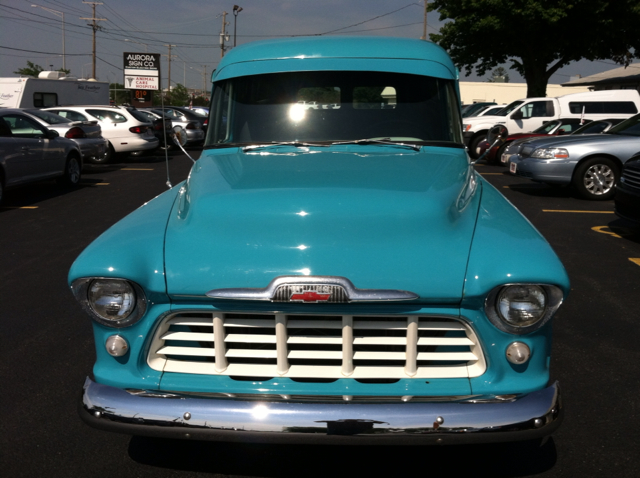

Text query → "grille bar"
[149,312,485,380]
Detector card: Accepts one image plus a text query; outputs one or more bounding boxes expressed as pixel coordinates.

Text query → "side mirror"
[511,110,523,120]
[486,124,508,145]
[474,124,508,164]
[46,129,59,139]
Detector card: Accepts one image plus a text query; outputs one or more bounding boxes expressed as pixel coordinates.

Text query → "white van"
[462,89,640,158]
[0,72,109,109]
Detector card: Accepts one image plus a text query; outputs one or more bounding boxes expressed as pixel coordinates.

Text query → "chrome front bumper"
[80,377,562,444]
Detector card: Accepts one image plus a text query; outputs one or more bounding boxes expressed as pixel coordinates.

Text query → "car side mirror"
[511,110,523,120]
[46,129,59,139]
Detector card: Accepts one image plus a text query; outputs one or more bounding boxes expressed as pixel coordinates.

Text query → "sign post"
[123,52,160,106]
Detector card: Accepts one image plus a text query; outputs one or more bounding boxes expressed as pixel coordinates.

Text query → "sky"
[0,0,628,90]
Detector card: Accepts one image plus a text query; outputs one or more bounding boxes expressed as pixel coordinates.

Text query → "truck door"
[511,100,555,133]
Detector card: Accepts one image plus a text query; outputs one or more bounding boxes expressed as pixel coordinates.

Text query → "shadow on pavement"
[128,436,557,477]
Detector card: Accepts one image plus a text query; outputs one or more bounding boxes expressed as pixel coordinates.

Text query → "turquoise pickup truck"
[71,36,569,445]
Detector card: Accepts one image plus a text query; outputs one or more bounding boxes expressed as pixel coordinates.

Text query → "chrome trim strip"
[206,276,419,302]
[81,377,562,442]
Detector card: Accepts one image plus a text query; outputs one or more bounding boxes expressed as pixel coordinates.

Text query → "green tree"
[429,0,640,97]
[14,61,70,77]
[488,67,509,83]
[167,83,190,106]
[109,83,130,105]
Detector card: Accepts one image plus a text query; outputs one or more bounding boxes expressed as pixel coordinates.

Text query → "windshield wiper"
[331,138,421,151]
[242,141,329,152]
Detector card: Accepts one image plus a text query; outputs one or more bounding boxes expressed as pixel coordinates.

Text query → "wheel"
[94,142,116,164]
[468,134,486,159]
[57,154,82,187]
[572,157,619,200]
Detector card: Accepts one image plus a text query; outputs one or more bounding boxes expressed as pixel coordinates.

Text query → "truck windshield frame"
[205,70,464,148]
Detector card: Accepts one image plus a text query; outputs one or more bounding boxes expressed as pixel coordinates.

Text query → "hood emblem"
[206,276,418,303]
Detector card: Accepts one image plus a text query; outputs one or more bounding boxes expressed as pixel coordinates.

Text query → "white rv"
[0,72,109,109]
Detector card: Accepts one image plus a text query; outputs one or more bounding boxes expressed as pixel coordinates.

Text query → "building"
[561,63,640,92]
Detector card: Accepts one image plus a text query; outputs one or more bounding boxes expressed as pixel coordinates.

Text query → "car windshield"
[572,120,609,135]
[532,120,561,134]
[127,108,152,123]
[205,70,463,147]
[27,109,72,125]
[492,100,524,117]
[605,114,640,136]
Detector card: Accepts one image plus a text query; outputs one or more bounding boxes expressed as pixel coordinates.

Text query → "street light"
[233,5,243,47]
[32,4,65,70]
[124,38,148,52]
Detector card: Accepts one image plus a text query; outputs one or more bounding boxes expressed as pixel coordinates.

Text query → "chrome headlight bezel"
[530,148,569,160]
[484,284,564,335]
[71,277,147,328]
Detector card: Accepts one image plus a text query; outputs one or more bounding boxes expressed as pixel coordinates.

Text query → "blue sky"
[0,0,625,88]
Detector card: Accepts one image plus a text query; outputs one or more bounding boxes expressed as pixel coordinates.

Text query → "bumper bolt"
[93,411,101,418]
[183,412,191,421]
[534,418,544,428]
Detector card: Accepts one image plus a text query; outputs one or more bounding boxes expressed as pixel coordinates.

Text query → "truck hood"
[164,146,481,303]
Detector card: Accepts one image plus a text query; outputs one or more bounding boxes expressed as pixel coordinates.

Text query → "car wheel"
[94,142,116,164]
[57,154,82,186]
[468,134,486,160]
[572,157,619,200]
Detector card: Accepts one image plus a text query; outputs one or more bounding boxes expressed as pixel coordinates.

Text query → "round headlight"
[497,285,547,327]
[88,279,136,321]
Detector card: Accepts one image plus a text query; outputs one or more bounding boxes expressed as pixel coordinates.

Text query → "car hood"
[164,146,481,303]
[519,132,637,149]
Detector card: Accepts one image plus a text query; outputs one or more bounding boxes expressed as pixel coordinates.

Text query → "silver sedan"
[0,109,82,204]
[507,114,640,200]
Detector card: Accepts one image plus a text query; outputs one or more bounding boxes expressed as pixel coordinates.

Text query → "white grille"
[148,312,485,380]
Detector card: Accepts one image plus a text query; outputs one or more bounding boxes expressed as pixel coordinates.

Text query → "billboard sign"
[123,52,160,90]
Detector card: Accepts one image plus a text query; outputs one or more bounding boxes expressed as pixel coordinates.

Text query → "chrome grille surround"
[148,311,486,380]
[621,165,640,190]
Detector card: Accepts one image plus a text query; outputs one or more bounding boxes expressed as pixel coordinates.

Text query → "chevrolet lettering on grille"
[289,290,332,303]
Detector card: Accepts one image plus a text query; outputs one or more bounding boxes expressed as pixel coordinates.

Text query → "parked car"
[189,106,209,116]
[129,108,174,149]
[507,113,640,200]
[461,102,496,118]
[71,36,569,445]
[144,107,205,145]
[478,118,589,163]
[614,153,640,225]
[0,109,82,204]
[569,118,626,135]
[43,105,159,162]
[22,109,108,164]
[476,105,506,117]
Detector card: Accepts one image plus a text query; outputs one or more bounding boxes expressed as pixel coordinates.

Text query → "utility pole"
[202,65,207,97]
[220,12,229,58]
[81,2,106,79]
[164,44,177,97]
[421,1,428,40]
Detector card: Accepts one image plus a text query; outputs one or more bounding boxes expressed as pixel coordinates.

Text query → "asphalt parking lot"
[1,151,639,477]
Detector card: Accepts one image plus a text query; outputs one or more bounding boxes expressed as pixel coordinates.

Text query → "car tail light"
[153,121,162,131]
[203,119,208,126]
[65,127,86,139]
[129,125,149,134]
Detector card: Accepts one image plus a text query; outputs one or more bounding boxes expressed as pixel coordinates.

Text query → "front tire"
[572,157,619,200]
[57,154,82,187]
[468,134,486,160]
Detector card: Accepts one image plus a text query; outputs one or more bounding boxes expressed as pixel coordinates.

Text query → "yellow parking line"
[592,226,622,238]
[543,210,615,214]
[121,168,154,171]
[630,258,640,267]
[3,206,39,209]
[95,183,110,185]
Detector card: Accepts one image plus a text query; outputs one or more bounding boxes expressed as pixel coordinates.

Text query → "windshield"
[494,100,524,117]
[606,114,640,136]
[205,70,463,147]
[27,109,71,125]
[532,120,560,134]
